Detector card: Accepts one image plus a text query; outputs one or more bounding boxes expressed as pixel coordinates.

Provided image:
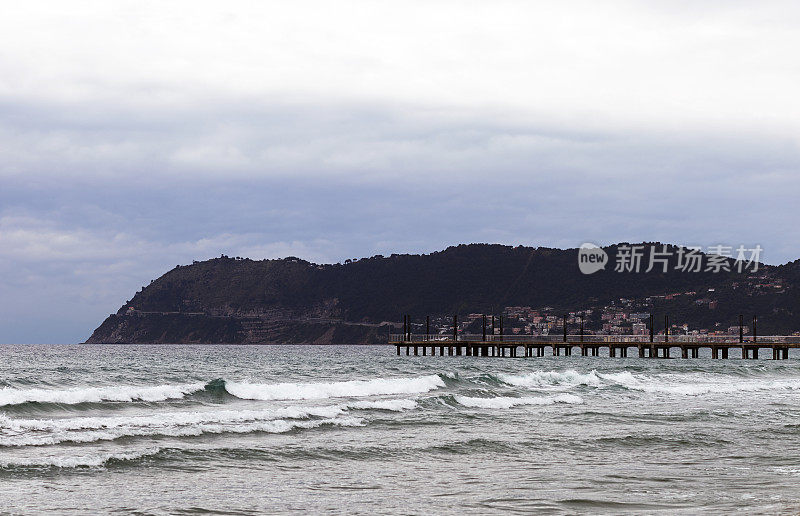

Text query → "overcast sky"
[2,1,799,343]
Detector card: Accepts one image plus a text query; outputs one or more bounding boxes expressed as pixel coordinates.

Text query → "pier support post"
[739,314,744,343]
[681,347,688,359]
[426,316,430,342]
[610,347,616,358]
[712,347,718,359]
[753,315,757,344]
[784,348,789,360]
[639,345,645,358]
[722,348,728,359]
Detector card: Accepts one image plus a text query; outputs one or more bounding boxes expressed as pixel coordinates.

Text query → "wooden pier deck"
[390,334,800,359]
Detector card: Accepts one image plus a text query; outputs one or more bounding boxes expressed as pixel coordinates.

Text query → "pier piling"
[391,314,796,361]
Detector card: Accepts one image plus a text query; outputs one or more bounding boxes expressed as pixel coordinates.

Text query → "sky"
[1,1,799,343]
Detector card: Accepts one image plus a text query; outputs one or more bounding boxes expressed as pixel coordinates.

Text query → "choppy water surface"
[2,345,800,514]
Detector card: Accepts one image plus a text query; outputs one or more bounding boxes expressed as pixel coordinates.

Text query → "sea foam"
[0,408,365,447]
[347,399,418,411]
[0,447,163,469]
[498,370,603,388]
[0,383,205,407]
[223,374,445,401]
[500,369,800,396]
[455,393,583,409]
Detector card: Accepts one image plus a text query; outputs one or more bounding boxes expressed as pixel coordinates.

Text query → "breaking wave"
[497,370,604,388]
[454,393,583,409]
[0,448,164,470]
[0,383,205,407]
[0,408,366,447]
[0,374,446,409]
[222,374,446,401]
[497,369,800,396]
[347,399,418,411]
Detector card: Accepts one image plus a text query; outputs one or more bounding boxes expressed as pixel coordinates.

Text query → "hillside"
[85,243,800,343]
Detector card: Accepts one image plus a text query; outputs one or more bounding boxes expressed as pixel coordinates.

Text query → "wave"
[0,406,365,447]
[454,393,583,409]
[347,399,418,411]
[499,369,800,396]
[0,448,164,469]
[0,394,421,448]
[612,375,800,396]
[0,383,205,407]
[497,370,604,388]
[0,373,446,409]
[222,374,446,401]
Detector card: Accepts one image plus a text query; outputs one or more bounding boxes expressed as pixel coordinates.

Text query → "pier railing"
[390,334,800,344]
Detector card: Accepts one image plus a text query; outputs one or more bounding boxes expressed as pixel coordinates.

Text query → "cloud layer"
[1,1,799,342]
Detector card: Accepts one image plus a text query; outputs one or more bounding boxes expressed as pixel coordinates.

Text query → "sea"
[2,344,800,514]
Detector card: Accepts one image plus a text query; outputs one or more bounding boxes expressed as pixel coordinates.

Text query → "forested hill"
[86,243,800,343]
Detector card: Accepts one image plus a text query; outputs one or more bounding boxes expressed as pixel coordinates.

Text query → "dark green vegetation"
[85,243,800,343]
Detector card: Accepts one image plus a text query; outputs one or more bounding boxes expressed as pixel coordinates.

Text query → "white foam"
[455,393,583,409]
[0,448,161,469]
[615,376,800,396]
[506,369,800,396]
[498,370,603,388]
[347,399,418,411]
[224,374,445,401]
[0,383,205,406]
[0,407,365,447]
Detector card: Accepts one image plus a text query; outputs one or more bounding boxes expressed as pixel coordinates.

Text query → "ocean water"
[2,345,800,514]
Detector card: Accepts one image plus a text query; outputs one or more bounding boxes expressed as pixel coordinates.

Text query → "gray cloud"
[1,1,799,342]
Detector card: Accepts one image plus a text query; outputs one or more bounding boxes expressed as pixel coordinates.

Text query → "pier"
[391,314,800,359]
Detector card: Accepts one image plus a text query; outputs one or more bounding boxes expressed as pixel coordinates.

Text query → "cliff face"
[86,313,387,344]
[85,243,800,343]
